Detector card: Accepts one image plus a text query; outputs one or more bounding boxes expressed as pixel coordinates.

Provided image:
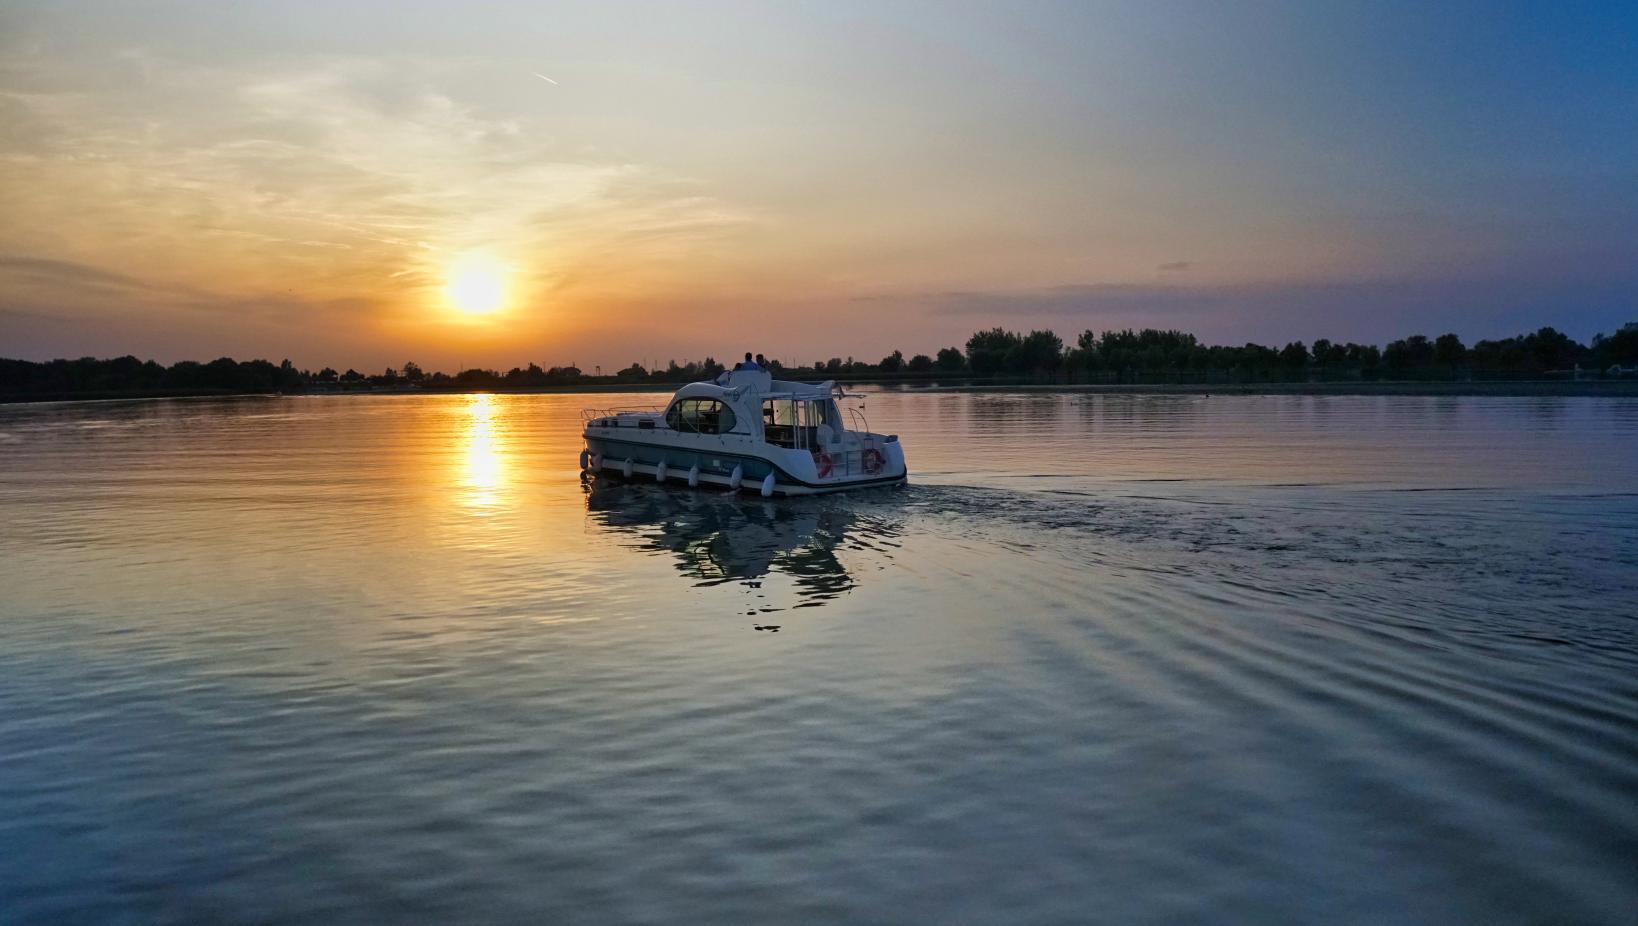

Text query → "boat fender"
[579,449,590,471]
[687,464,700,487]
[812,449,834,478]
[622,458,634,478]
[862,447,885,475]
[760,473,776,497]
[729,464,743,491]
[655,460,668,483]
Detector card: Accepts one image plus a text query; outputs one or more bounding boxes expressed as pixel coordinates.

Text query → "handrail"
[581,405,663,422]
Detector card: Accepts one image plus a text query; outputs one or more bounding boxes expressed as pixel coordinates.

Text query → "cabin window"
[666,398,736,434]
[762,398,835,448]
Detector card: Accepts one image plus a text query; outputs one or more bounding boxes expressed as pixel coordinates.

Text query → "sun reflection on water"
[461,393,510,510]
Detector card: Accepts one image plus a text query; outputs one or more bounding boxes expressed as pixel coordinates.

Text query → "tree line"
[525,323,1637,385]
[3,322,1635,397]
[905,323,1638,383]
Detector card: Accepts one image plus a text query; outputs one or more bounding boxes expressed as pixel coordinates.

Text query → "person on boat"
[734,352,761,372]
[755,353,769,369]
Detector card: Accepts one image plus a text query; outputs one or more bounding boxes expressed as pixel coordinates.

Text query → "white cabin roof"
[674,372,836,404]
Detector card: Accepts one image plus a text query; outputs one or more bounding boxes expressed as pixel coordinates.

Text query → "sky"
[1,0,1635,372]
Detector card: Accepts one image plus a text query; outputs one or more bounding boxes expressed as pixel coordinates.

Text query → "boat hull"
[583,434,906,496]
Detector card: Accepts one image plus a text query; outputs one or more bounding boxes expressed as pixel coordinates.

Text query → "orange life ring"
[862,447,885,474]
[813,450,834,478]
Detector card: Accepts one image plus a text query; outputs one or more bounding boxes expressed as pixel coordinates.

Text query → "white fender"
[622,458,634,478]
[728,464,743,491]
[579,449,590,471]
[655,460,668,483]
[760,472,776,497]
[687,464,700,487]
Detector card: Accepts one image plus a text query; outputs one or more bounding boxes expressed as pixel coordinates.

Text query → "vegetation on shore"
[4,323,1635,399]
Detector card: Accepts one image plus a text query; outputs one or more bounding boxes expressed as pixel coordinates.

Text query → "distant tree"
[275,358,303,391]
[316,367,338,383]
[402,361,424,382]
[1383,335,1434,377]
[1009,330,1063,374]
[935,347,966,371]
[1525,327,1582,370]
[617,362,647,382]
[341,368,364,382]
[1592,323,1638,368]
[1433,333,1466,375]
[965,328,1022,376]
[1279,341,1309,370]
[1311,338,1347,367]
[907,353,933,373]
[879,349,904,372]
[1341,343,1379,372]
[454,368,497,388]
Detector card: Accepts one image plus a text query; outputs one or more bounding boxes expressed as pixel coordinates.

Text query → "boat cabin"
[651,370,849,451]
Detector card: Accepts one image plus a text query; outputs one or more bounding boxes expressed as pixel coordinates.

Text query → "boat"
[579,369,907,495]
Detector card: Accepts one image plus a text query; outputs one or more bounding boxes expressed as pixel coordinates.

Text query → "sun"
[445,253,508,315]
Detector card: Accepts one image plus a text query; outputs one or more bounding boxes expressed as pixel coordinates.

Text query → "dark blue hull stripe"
[585,435,905,491]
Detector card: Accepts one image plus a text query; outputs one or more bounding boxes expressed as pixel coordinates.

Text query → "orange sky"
[2,2,1634,371]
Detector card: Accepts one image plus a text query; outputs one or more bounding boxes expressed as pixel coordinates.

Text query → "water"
[2,391,1635,924]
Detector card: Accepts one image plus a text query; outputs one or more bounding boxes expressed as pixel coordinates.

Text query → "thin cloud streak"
[857,277,1638,346]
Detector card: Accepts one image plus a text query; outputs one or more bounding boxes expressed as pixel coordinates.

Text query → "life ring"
[862,447,885,474]
[813,449,834,478]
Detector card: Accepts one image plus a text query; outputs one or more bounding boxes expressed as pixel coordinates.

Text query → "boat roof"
[671,373,837,403]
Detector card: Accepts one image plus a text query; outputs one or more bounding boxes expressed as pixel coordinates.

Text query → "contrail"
[532,72,558,85]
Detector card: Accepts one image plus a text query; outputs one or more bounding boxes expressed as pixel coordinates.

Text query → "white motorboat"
[580,370,908,496]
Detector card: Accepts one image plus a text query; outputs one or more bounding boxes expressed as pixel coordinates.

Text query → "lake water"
[2,391,1635,924]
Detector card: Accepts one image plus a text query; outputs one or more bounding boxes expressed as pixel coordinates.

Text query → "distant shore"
[5,379,1637,405]
[914,380,1638,397]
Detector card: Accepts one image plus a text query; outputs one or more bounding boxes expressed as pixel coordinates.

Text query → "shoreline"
[912,380,1638,397]
[4,379,1637,405]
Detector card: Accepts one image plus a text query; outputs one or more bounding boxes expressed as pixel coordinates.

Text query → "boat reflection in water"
[583,478,904,611]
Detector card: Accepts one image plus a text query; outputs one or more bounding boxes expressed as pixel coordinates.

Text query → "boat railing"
[844,406,872,441]
[800,407,881,479]
[581,405,664,423]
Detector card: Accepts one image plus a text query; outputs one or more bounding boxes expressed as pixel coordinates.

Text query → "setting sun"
[445,253,508,316]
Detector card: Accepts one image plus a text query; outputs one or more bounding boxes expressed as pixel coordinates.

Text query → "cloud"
[0,255,168,294]
[0,49,760,364]
[1156,260,1192,272]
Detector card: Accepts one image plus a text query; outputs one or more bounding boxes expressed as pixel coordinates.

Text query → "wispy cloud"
[0,48,758,362]
[0,255,170,294]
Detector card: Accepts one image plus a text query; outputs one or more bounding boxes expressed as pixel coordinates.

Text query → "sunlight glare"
[445,253,508,315]
[461,393,509,510]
